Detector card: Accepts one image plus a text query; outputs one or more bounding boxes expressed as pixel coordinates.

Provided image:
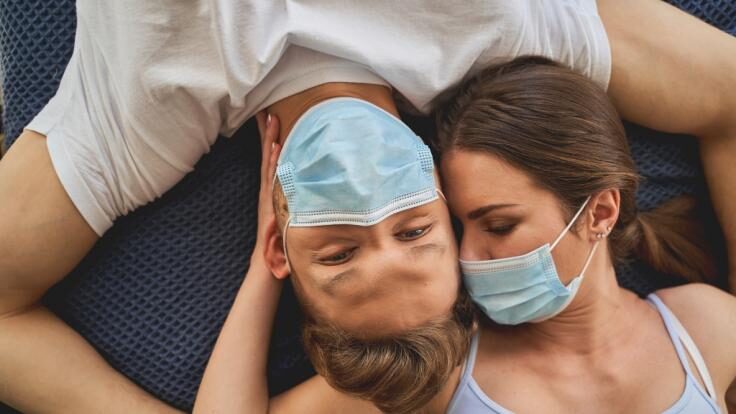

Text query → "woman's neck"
[423,261,643,413]
[489,254,643,356]
[267,82,398,144]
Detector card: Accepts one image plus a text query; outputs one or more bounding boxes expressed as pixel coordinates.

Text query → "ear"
[587,189,620,241]
[264,218,290,280]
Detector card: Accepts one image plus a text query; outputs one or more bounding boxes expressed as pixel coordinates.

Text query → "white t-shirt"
[27,0,611,235]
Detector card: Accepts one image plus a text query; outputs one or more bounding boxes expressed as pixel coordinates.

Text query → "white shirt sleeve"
[495,0,612,90]
[26,0,282,234]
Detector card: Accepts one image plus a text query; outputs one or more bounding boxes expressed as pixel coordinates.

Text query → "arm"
[597,0,736,292]
[0,132,181,413]
[193,114,379,414]
[191,245,378,414]
[193,113,282,413]
[192,240,283,413]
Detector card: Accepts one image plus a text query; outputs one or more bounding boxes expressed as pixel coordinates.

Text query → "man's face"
[284,198,460,336]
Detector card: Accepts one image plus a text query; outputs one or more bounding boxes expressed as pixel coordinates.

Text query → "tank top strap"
[446,330,481,413]
[646,293,717,399]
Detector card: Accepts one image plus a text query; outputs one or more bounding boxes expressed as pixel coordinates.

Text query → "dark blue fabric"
[0,1,733,413]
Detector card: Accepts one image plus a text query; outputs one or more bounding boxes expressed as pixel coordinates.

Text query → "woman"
[434,56,736,413]
[195,57,736,413]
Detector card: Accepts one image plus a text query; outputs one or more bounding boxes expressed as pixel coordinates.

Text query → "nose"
[367,245,415,279]
[459,228,489,261]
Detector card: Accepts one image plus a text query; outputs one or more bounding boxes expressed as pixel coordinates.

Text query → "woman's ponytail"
[629,196,718,283]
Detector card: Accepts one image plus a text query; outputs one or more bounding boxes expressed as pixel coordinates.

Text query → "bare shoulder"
[654,284,736,387]
[655,283,736,319]
[654,283,736,337]
[270,375,380,414]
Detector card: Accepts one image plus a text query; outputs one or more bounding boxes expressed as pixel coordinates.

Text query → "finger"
[260,115,276,180]
[258,146,279,224]
[265,113,279,144]
[268,143,281,184]
[266,116,281,180]
[256,111,267,140]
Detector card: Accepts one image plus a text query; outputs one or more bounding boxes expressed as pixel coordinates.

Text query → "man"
[1,0,735,412]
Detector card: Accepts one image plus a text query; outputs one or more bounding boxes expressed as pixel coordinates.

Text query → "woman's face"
[440,149,592,284]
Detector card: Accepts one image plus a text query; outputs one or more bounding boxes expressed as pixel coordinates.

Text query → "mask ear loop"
[281,217,293,274]
[436,188,447,202]
[558,195,601,287]
[551,196,592,251]
[577,240,599,280]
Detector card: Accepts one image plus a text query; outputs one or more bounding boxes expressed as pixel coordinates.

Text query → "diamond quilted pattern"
[0,1,733,412]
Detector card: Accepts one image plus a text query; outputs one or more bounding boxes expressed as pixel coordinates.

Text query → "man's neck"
[267,82,398,144]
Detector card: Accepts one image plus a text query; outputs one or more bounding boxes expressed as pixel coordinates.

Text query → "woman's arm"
[597,0,736,292]
[193,246,283,413]
[193,113,283,413]
[192,114,379,414]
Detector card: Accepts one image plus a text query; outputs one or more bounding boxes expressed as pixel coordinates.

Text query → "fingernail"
[271,142,276,151]
[267,114,272,127]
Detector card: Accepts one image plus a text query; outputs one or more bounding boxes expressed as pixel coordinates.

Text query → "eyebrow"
[321,268,358,296]
[410,242,445,257]
[467,203,519,220]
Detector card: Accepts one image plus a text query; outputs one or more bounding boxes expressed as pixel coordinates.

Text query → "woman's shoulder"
[653,283,735,337]
[654,283,735,320]
[653,283,736,390]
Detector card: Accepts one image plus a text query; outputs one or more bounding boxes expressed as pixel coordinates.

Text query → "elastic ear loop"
[274,161,295,274]
[576,240,599,282]
[281,217,293,274]
[551,196,592,250]
[536,239,599,322]
[552,195,599,286]
[436,188,447,202]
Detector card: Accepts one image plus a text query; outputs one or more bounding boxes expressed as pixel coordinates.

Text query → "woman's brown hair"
[434,56,716,283]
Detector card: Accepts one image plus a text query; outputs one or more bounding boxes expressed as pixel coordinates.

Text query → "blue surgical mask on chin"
[460,197,600,325]
[275,97,442,270]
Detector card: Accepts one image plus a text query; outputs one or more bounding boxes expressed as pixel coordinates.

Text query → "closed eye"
[485,223,516,235]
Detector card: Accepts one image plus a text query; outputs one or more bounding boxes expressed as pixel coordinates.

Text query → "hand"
[252,112,281,263]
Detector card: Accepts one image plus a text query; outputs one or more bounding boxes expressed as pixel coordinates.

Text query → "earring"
[596,232,605,239]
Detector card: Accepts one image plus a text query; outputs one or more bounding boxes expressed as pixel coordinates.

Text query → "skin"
[195,113,458,414]
[263,82,461,336]
[277,199,459,335]
[3,0,736,411]
[441,149,736,413]
[196,119,736,414]
[0,133,179,413]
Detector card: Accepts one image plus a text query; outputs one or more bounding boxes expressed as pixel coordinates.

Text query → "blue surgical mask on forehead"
[276,97,439,229]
